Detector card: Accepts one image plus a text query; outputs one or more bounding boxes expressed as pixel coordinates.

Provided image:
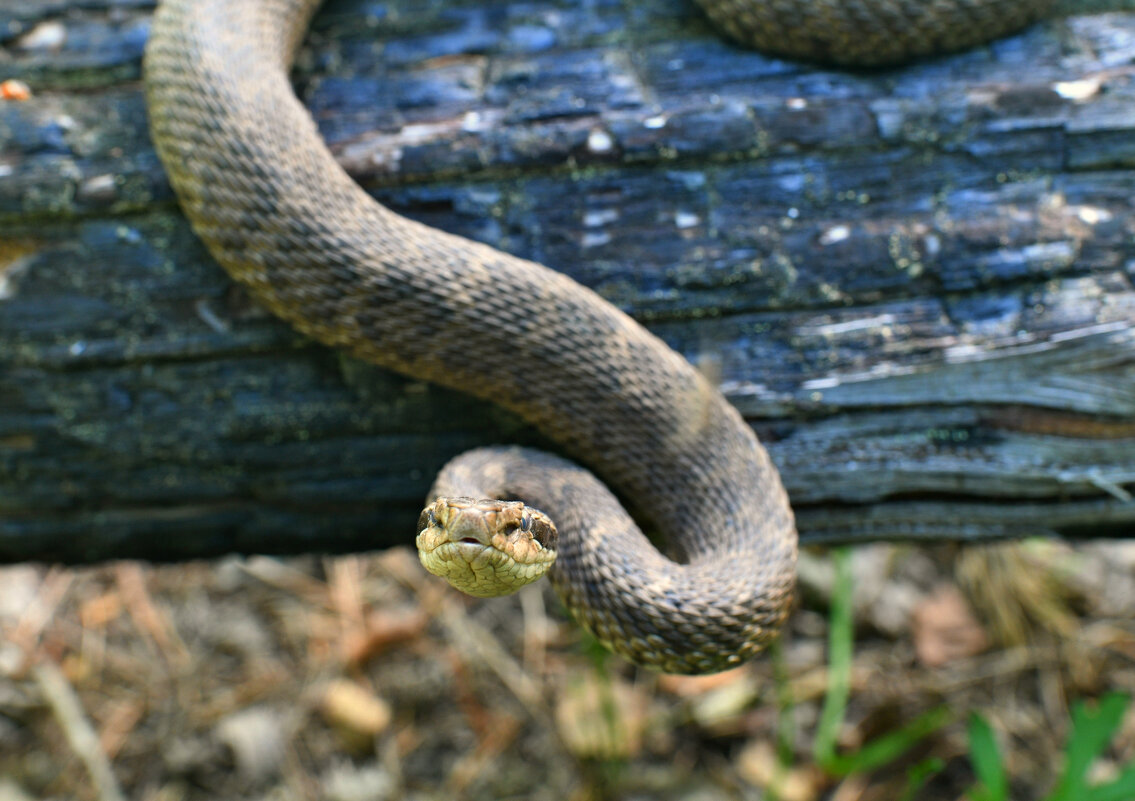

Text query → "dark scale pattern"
[146,0,1054,672]
[696,0,1058,66]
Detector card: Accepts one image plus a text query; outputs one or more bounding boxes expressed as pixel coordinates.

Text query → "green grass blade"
[814,549,949,778]
[815,546,853,771]
[770,637,796,767]
[1049,693,1130,801]
[900,757,946,801]
[967,713,1008,801]
[825,706,952,776]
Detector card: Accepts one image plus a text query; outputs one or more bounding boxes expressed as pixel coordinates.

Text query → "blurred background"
[3,540,1135,800]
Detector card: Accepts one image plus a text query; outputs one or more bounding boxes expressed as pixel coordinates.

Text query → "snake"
[144,0,1057,673]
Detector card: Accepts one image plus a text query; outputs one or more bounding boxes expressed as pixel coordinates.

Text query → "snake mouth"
[415,496,558,597]
[416,538,554,598]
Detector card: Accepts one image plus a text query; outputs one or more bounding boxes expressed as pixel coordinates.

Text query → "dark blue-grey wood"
[1,0,1133,562]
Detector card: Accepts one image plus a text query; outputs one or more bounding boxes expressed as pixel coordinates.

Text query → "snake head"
[415,497,558,597]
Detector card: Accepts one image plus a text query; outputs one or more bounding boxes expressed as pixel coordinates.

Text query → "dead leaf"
[320,679,392,748]
[554,669,650,759]
[737,739,823,801]
[912,584,988,667]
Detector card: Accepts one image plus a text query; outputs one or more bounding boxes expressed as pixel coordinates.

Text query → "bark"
[1,0,1133,563]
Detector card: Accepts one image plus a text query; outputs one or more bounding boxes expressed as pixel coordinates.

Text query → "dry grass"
[1,539,1134,801]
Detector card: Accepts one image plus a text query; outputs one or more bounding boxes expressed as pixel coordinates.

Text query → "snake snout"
[415,497,558,598]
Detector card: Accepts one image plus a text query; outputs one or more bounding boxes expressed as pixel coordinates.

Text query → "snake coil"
[145,0,1052,672]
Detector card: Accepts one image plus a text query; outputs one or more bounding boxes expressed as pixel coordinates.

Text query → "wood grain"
[1,0,1133,562]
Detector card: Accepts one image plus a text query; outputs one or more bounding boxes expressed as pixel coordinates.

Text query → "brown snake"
[145,0,1055,673]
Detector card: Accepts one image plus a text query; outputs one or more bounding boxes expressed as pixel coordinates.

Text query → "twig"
[434,599,550,726]
[8,568,72,672]
[33,660,127,801]
[376,548,553,720]
[115,562,189,668]
[519,583,548,674]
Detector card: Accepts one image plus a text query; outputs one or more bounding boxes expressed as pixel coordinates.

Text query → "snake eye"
[526,515,556,549]
[519,513,532,533]
[417,508,435,533]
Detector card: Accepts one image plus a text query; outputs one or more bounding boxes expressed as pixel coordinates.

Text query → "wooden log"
[1,0,1133,563]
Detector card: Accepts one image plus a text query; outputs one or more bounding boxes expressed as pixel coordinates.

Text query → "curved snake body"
[702,0,1057,66]
[145,0,1054,673]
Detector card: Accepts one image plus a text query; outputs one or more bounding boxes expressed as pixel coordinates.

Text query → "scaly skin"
[697,0,1058,66]
[144,0,1054,672]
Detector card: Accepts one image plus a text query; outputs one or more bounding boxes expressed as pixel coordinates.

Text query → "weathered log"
[1,0,1133,563]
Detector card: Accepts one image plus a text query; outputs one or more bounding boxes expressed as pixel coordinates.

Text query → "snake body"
[145,0,1053,673]
[701,0,1057,66]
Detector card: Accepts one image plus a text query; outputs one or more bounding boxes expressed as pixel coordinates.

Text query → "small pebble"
[320,679,392,739]
[16,20,65,51]
[587,129,614,154]
[214,706,287,781]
